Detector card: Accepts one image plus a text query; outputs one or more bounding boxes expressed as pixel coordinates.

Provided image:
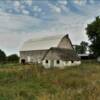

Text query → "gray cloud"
[0,1,100,55]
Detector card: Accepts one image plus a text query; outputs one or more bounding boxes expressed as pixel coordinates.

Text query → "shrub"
[0,49,6,64]
[7,54,19,63]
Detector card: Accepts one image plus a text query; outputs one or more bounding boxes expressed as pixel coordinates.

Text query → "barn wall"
[42,59,81,69]
[54,60,81,68]
[20,50,47,63]
[54,60,65,68]
[42,60,65,69]
[64,61,81,66]
[42,60,51,68]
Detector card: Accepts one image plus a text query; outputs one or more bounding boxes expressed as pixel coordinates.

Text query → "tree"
[0,49,6,63]
[7,54,19,63]
[75,45,82,54]
[75,41,88,54]
[86,16,100,56]
[80,41,88,54]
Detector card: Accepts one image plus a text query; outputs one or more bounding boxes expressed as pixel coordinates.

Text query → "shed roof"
[42,47,80,61]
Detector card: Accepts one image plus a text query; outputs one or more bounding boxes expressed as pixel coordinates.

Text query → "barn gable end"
[57,34,73,50]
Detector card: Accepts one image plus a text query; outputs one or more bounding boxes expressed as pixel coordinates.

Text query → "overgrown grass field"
[0,61,100,100]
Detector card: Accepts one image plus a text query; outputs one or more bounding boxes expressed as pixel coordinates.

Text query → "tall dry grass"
[0,62,99,100]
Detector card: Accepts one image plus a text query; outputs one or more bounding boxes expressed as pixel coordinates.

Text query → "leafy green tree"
[86,16,100,56]
[75,41,88,54]
[7,54,19,63]
[0,49,6,63]
[80,41,88,54]
[75,45,82,54]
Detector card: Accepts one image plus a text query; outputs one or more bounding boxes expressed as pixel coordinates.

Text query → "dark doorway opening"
[57,60,60,64]
[71,61,74,63]
[21,59,26,64]
[45,60,48,63]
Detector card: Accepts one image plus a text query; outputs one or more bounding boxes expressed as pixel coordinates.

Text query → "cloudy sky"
[0,0,100,55]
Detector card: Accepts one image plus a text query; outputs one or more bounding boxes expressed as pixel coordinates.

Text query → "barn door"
[50,60,54,68]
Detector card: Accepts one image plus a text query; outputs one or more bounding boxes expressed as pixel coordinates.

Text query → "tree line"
[86,16,100,57]
[74,16,100,58]
[0,49,19,64]
[74,41,88,54]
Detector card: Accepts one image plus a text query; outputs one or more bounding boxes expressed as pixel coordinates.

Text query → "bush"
[0,49,6,64]
[7,54,19,63]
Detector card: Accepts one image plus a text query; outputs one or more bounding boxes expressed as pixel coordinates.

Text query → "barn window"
[45,60,48,63]
[56,60,60,64]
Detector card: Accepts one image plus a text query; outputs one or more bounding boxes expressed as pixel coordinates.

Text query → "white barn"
[20,34,81,68]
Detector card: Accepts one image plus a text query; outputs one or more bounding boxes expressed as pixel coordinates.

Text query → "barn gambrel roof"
[20,35,64,51]
[20,34,73,51]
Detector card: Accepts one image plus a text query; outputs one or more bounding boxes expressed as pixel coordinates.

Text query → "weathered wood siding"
[58,35,73,49]
[20,50,47,63]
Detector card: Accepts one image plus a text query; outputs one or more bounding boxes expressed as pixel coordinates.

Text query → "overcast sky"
[0,0,100,55]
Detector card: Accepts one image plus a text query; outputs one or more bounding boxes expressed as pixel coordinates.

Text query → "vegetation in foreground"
[0,62,99,100]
